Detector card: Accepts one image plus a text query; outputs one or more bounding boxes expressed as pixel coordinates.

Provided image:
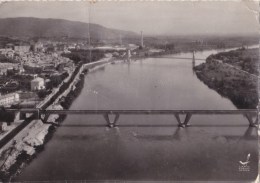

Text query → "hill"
[0,17,138,40]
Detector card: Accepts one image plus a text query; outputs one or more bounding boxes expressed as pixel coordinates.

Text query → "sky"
[0,1,259,36]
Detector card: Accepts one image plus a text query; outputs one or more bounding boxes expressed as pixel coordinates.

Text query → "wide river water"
[15,47,258,182]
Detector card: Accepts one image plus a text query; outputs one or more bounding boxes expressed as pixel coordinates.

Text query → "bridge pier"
[244,113,258,127]
[174,114,184,127]
[174,113,193,127]
[103,113,120,128]
[183,113,192,127]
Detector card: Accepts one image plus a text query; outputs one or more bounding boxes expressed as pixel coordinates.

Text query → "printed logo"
[238,153,250,172]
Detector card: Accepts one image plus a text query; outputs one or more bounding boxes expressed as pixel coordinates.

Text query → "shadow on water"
[54,134,105,141]
[129,126,257,141]
[59,124,257,142]
[222,126,258,141]
[61,124,248,127]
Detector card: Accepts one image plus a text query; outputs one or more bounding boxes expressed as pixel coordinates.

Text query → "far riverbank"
[194,48,258,109]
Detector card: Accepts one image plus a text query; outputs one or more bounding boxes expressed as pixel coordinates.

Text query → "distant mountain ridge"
[0,17,138,40]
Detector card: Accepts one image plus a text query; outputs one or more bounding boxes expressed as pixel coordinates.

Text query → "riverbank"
[194,48,258,109]
[0,57,114,181]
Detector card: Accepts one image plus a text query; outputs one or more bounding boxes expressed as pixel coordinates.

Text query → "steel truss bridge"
[5,108,259,128]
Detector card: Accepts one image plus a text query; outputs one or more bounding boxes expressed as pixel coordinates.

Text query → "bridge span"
[4,108,258,128]
[136,52,201,69]
[149,56,205,61]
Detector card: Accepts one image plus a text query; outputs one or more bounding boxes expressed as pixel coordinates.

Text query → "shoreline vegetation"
[194,48,258,109]
[0,45,258,181]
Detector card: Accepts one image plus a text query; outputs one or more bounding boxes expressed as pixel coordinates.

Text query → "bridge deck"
[4,109,258,115]
[3,109,258,128]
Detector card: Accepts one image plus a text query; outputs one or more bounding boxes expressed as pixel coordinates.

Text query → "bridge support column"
[183,113,192,127]
[245,113,258,127]
[103,113,120,128]
[174,114,185,127]
[174,113,193,127]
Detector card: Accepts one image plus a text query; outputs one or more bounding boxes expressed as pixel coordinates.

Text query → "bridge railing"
[3,109,258,128]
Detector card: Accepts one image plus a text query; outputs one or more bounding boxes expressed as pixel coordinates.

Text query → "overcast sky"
[0,1,259,36]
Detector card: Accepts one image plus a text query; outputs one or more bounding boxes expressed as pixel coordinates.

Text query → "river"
[15,47,258,182]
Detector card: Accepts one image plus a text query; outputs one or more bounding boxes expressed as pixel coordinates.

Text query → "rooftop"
[32,77,44,82]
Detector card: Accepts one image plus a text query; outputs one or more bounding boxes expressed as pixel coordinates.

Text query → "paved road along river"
[15,48,258,182]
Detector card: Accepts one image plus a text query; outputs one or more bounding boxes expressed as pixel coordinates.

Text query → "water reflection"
[58,122,257,145]
[134,127,184,141]
[111,126,257,142]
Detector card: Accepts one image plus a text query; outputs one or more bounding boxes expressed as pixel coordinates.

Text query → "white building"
[31,77,45,91]
[14,45,31,52]
[0,93,20,106]
[0,122,7,131]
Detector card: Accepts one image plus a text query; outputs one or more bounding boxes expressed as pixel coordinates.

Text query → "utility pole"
[141,31,144,48]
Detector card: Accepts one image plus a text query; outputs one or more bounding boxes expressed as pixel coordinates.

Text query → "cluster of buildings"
[0,46,74,75]
[0,40,77,107]
[0,92,20,106]
[0,76,45,104]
